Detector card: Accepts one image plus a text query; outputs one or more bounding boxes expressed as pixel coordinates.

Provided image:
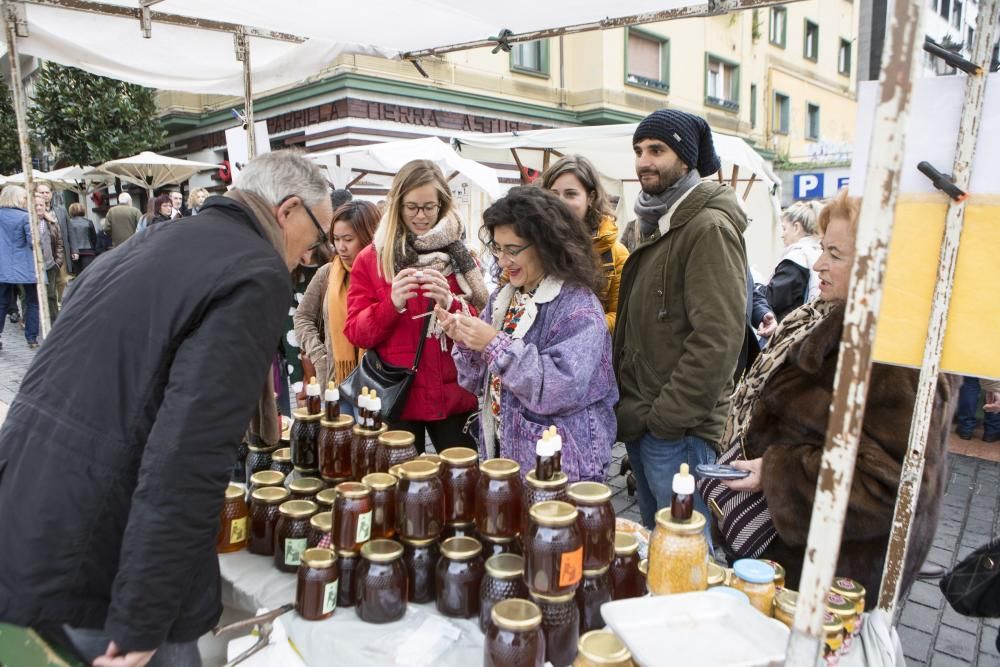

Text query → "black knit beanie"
[633,109,721,177]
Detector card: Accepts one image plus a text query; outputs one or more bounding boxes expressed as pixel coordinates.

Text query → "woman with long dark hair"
[440,186,618,481]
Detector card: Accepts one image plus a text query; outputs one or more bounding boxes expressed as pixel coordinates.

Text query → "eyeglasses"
[280,194,329,250]
[403,203,440,217]
[487,242,534,259]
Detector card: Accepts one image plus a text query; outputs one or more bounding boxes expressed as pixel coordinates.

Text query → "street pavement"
[2,321,998,664]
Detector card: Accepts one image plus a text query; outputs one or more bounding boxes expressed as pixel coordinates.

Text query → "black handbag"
[338,306,434,422]
[939,537,1000,617]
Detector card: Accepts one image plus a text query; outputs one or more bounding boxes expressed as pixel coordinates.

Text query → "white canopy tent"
[95,151,219,200]
[451,124,784,272]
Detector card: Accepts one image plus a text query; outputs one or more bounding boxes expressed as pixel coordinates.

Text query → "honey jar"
[440,447,480,524]
[523,469,569,533]
[336,549,359,608]
[270,447,294,476]
[484,599,546,667]
[531,590,580,667]
[395,460,445,541]
[315,487,337,514]
[442,521,477,541]
[351,423,388,482]
[647,508,708,595]
[707,561,727,588]
[476,458,523,540]
[217,484,249,554]
[567,482,615,571]
[827,591,859,649]
[375,430,419,473]
[362,472,397,539]
[731,559,776,617]
[609,532,643,600]
[332,481,373,552]
[436,536,486,619]
[249,486,290,556]
[317,414,355,481]
[480,553,528,633]
[576,566,612,634]
[401,537,439,603]
[308,511,332,549]
[245,440,278,482]
[525,500,583,597]
[296,547,339,621]
[290,408,322,471]
[274,499,318,572]
[356,539,408,623]
[774,588,797,627]
[573,630,633,667]
[482,534,522,559]
[288,476,325,502]
[831,577,866,616]
[823,611,845,659]
[247,469,285,503]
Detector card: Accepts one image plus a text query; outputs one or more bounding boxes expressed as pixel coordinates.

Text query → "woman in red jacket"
[345,160,488,452]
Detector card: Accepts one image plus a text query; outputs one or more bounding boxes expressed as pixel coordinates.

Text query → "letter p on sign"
[794,173,823,200]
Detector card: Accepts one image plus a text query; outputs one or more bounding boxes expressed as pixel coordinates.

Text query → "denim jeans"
[625,432,717,545]
[0,283,39,342]
[958,376,1000,437]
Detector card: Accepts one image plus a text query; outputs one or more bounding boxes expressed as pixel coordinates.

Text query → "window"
[939,0,950,20]
[952,1,962,29]
[625,28,669,92]
[839,39,853,76]
[773,92,790,134]
[750,83,758,128]
[807,103,821,140]
[804,21,819,61]
[769,7,787,47]
[510,40,549,76]
[967,27,974,49]
[705,54,740,111]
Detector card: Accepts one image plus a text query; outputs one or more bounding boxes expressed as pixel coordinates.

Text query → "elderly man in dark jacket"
[0,151,333,667]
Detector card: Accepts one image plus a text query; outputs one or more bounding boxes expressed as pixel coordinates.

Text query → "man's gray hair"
[119,192,132,205]
[0,185,27,208]
[234,150,329,208]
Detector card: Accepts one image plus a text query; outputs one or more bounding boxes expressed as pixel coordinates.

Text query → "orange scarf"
[326,256,364,386]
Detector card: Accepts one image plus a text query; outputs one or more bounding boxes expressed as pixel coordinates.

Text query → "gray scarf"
[633,169,702,239]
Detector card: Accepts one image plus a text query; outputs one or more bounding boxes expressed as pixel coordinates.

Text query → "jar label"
[284,537,308,567]
[559,547,583,588]
[356,510,373,543]
[323,580,339,614]
[229,517,247,545]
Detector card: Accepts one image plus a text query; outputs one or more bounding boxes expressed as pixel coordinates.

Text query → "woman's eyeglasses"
[403,203,440,216]
[487,242,533,259]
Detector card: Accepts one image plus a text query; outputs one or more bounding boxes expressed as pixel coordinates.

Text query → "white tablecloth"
[218,551,485,667]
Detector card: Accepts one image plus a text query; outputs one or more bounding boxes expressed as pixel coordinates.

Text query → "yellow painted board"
[873,195,1000,380]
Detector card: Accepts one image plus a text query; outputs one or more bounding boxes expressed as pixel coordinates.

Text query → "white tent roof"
[95,151,218,191]
[0,1,723,95]
[311,137,503,200]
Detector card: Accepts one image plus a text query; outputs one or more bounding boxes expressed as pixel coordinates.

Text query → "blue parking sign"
[794,173,824,200]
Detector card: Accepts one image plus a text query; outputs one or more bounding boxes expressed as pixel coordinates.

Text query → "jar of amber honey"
[440,447,480,524]
[245,440,278,482]
[525,501,583,597]
[351,424,387,482]
[731,559,776,618]
[270,447,294,477]
[480,553,528,633]
[218,484,249,554]
[249,486,290,556]
[274,500,318,573]
[315,487,336,514]
[375,430,419,473]
[289,476,325,502]
[523,470,569,532]
[247,469,285,503]
[317,414,355,482]
[290,408,322,471]
[576,566,612,634]
[647,508,707,595]
[395,460,445,541]
[296,547,339,621]
[477,458,523,540]
[573,630,633,667]
[442,521,477,541]
[485,599,546,667]
[401,537,439,604]
[308,511,332,549]
[532,590,580,667]
[610,532,643,600]
[332,481,373,552]
[436,537,486,619]
[567,482,615,571]
[337,549,360,608]
[355,539,408,623]
[362,472,397,539]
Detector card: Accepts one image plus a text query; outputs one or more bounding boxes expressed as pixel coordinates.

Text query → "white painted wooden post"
[784,0,926,663]
[877,0,1000,615]
[235,29,256,160]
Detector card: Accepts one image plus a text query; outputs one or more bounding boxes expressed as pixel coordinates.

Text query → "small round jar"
[355,539,408,624]
[290,408,322,471]
[576,566,612,634]
[484,599,546,667]
[439,447,480,524]
[217,484,250,554]
[476,458,523,540]
[567,482,615,572]
[647,508,708,595]
[362,472,398,539]
[245,441,278,481]
[436,536,486,618]
[442,521,477,540]
[388,463,406,480]
[270,447,294,476]
[531,590,580,667]
[337,550,360,608]
[731,559,776,618]
[831,577,866,617]
[480,553,529,633]
[774,588,798,628]
[247,469,285,503]
[401,537,439,604]
[375,430,419,473]
[523,470,569,532]
[296,547,339,621]
[525,501,583,597]
[574,630,633,667]
[289,476,325,502]
[332,481,373,552]
[609,532,643,600]
[826,591,859,648]
[274,500,318,573]
[317,414,355,481]
[823,611,845,659]
[707,561,727,588]
[482,534,523,560]
[308,511,333,549]
[249,486,291,556]
[315,487,337,514]
[760,559,786,589]
[395,460,445,541]
[351,424,387,482]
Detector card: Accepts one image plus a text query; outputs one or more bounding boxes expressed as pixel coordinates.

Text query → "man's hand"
[985,391,1000,414]
[756,312,777,338]
[92,642,156,667]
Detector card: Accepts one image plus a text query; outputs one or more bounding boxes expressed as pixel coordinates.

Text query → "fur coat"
[745,304,959,609]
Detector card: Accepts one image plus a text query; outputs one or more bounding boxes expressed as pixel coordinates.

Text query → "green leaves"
[0,80,22,174]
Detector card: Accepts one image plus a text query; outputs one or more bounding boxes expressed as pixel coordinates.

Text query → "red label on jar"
[559,547,583,588]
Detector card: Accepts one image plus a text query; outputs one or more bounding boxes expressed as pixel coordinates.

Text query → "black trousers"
[389,411,476,454]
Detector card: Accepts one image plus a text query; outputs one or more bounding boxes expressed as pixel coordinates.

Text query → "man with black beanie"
[612,109,748,541]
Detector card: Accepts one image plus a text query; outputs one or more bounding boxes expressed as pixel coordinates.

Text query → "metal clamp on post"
[923,37,983,76]
[490,28,514,54]
[917,161,968,202]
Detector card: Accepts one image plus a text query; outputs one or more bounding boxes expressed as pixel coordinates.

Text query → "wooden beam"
[509,148,527,184]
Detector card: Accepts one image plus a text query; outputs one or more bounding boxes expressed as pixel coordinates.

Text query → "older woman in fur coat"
[721,190,959,610]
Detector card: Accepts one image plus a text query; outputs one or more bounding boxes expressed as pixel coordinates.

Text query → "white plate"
[601,592,789,667]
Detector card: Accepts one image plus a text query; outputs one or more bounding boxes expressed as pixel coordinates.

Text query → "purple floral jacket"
[452,277,618,482]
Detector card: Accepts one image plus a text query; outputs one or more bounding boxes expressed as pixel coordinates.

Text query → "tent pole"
[877,0,1000,616]
[235,29,256,160]
[784,1,925,663]
[3,0,50,339]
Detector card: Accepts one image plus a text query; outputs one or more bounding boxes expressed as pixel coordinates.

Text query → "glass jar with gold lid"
[315,487,337,514]
[774,588,797,627]
[375,430,419,473]
[831,577,866,616]
[351,423,388,482]
[823,611,845,659]
[362,472,397,539]
[333,481,373,552]
[525,500,583,597]
[576,566,612,634]
[355,539,407,623]
[317,414,355,481]
[401,536,439,604]
[296,547,339,621]
[436,536,486,618]
[269,447,294,476]
[707,561,727,588]
[826,591,858,648]
[484,599,546,667]
[731,559,776,617]
[289,476,325,502]
[759,559,786,589]
[647,508,708,595]
[274,499,318,572]
[531,590,580,667]
[245,440,278,482]
[218,484,249,554]
[308,511,333,549]
[522,470,569,534]
[476,458,523,540]
[567,482,616,572]
[395,460,445,541]
[249,485,291,556]
[440,447,480,524]
[290,408,322,471]
[610,532,643,600]
[480,553,528,633]
[247,469,285,503]
[573,630,634,667]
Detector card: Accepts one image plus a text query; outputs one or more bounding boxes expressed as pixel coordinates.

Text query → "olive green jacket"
[613,181,748,448]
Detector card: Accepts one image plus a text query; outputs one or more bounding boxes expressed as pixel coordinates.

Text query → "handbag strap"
[409,304,435,372]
